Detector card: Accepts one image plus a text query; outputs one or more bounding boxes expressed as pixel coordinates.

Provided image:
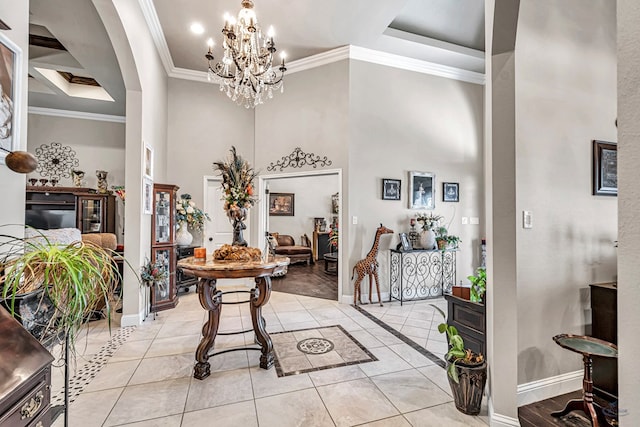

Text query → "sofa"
[271,233,313,265]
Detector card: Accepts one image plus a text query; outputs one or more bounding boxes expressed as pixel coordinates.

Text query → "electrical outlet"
[461,217,469,225]
[352,216,358,225]
[470,217,479,225]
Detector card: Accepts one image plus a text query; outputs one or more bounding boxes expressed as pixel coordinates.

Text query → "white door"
[205,178,232,254]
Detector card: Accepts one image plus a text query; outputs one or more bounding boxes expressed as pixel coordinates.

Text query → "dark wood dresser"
[444,294,486,357]
[590,282,617,400]
[0,306,54,427]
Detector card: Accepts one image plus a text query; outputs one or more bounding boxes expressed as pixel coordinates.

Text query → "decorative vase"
[228,207,248,247]
[420,229,436,249]
[176,221,193,246]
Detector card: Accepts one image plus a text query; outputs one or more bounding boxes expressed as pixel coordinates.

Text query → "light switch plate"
[462,217,469,225]
[523,210,532,229]
[470,217,479,225]
[352,216,358,225]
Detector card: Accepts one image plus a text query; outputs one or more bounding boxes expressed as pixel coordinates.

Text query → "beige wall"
[349,60,485,296]
[267,174,340,242]
[515,0,617,384]
[27,114,126,239]
[617,0,640,422]
[166,77,254,216]
[0,0,29,235]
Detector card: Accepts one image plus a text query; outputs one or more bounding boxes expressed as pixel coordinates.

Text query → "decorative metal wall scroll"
[266,147,332,171]
[35,142,79,180]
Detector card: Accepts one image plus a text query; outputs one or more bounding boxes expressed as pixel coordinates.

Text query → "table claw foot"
[194,362,211,380]
[551,399,584,418]
[260,351,275,369]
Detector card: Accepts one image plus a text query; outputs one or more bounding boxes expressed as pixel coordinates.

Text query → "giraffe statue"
[351,224,394,306]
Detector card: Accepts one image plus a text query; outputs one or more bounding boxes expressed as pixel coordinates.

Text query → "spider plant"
[0,232,120,348]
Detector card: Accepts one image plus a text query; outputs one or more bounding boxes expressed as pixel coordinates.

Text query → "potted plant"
[432,305,487,415]
[0,231,121,347]
[468,267,486,303]
[435,226,448,250]
[446,234,461,249]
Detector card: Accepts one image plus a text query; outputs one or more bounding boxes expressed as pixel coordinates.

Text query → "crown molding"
[349,46,485,85]
[28,106,126,123]
[138,0,174,75]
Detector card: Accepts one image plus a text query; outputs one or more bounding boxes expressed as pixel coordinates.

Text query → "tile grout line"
[352,304,446,369]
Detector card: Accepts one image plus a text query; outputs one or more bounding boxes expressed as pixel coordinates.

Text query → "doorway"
[258,169,342,301]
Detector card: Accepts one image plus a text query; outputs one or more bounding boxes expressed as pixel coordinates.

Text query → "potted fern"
[0,231,121,347]
[432,305,487,415]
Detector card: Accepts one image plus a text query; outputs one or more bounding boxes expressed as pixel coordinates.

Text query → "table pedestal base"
[194,276,274,380]
[551,353,603,427]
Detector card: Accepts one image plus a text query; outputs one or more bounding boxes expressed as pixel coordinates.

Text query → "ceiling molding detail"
[141,0,485,86]
[28,106,126,123]
[138,0,175,75]
[349,46,485,85]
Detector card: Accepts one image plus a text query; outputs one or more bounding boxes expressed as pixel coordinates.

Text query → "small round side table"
[551,334,618,427]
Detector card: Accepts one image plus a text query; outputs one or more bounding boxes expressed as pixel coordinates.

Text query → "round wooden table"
[551,334,618,426]
[178,255,289,380]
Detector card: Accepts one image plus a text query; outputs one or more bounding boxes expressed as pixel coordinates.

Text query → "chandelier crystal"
[205,0,286,108]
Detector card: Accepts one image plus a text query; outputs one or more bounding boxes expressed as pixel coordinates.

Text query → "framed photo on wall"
[382,178,401,200]
[443,182,459,202]
[269,192,295,216]
[143,143,153,179]
[143,177,153,215]
[0,33,22,165]
[592,140,617,196]
[409,171,435,210]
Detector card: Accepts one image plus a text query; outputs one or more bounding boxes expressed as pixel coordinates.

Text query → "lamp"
[205,0,286,108]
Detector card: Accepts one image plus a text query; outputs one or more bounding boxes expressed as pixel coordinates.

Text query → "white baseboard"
[517,370,582,407]
[120,312,144,327]
[488,398,521,426]
[340,292,390,305]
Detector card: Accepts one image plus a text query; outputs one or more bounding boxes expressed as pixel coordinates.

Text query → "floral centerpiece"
[416,213,443,231]
[213,146,258,246]
[328,226,339,250]
[176,194,210,231]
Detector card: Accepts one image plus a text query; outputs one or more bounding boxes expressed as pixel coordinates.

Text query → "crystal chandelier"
[205,0,286,108]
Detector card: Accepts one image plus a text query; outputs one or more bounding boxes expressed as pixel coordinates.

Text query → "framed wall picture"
[269,192,295,216]
[409,171,435,210]
[399,232,412,251]
[143,143,153,179]
[592,140,617,196]
[143,177,153,215]
[0,33,22,165]
[443,182,459,202]
[382,178,401,200]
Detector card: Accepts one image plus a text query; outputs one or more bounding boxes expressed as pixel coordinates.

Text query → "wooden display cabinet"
[150,184,179,312]
[25,187,115,234]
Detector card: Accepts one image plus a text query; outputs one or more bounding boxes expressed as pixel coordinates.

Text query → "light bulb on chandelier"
[203,0,286,108]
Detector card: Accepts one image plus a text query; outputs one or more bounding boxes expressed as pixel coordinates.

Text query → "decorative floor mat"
[272,325,377,377]
[51,326,136,406]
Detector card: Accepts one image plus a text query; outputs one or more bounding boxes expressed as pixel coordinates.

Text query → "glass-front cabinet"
[150,183,179,312]
[79,196,104,233]
[152,186,175,245]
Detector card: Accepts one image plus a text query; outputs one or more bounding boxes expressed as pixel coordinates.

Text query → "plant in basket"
[432,304,487,415]
[140,258,168,290]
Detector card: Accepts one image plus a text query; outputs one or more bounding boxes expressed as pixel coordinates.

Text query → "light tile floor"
[51,287,488,427]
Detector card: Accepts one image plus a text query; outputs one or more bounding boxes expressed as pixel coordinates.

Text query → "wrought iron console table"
[389,249,457,305]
